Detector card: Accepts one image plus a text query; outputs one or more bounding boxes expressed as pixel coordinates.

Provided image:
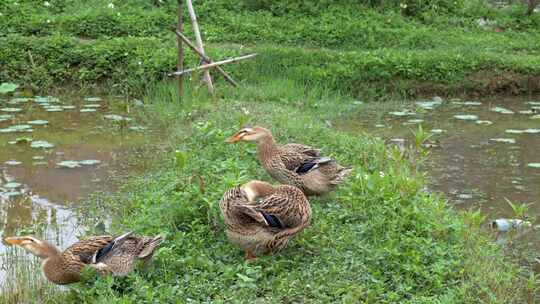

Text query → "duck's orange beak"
[225,133,243,143]
[5,237,24,246]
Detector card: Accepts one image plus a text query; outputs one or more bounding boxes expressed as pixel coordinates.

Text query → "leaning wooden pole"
[169,54,258,76]
[172,29,238,87]
[176,0,184,101]
[186,0,214,94]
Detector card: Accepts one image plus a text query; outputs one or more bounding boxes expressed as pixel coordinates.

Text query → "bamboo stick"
[172,29,238,87]
[169,54,257,76]
[176,0,184,101]
[185,0,214,93]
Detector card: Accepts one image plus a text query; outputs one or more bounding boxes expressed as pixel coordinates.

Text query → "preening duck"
[219,180,311,259]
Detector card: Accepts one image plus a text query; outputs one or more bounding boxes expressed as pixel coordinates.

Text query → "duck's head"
[226,126,270,143]
[241,180,276,202]
[5,236,58,259]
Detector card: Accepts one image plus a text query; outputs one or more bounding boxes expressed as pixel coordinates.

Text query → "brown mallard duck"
[4,232,163,285]
[219,180,311,260]
[226,126,352,195]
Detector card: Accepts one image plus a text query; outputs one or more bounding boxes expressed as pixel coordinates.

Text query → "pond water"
[339,95,540,261]
[0,93,154,295]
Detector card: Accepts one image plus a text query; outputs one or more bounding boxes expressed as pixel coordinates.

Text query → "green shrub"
[240,0,466,17]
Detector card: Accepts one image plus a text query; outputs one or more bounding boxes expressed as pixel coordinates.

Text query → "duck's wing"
[63,235,115,265]
[253,186,310,229]
[294,157,334,174]
[282,143,321,157]
[279,143,321,170]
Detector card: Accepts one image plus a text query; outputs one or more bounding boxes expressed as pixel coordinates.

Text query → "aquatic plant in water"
[30,140,55,149]
[454,114,478,121]
[0,82,19,94]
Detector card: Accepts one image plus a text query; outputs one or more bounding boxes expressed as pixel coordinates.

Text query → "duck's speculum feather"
[295,157,333,174]
[92,231,133,263]
[261,212,283,229]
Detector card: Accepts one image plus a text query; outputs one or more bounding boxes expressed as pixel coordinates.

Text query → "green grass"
[1,0,540,98]
[1,1,539,301]
[2,77,534,303]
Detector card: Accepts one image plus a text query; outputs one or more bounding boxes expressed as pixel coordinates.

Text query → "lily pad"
[34,96,59,104]
[10,97,29,103]
[531,115,540,120]
[452,101,482,106]
[57,161,81,168]
[491,107,514,114]
[457,193,473,199]
[519,110,534,114]
[129,126,147,131]
[133,99,144,107]
[32,156,45,160]
[33,161,48,166]
[31,140,55,149]
[62,105,76,110]
[505,129,525,134]
[389,110,414,117]
[0,124,33,133]
[83,104,101,108]
[525,129,540,134]
[490,138,516,144]
[407,119,424,124]
[5,160,22,166]
[3,191,21,197]
[80,108,97,113]
[1,107,22,113]
[4,182,21,189]
[527,163,540,168]
[79,159,101,166]
[526,102,540,106]
[0,83,19,94]
[476,120,493,125]
[415,101,441,110]
[27,120,49,125]
[454,114,478,121]
[84,97,102,102]
[45,107,63,112]
[430,129,446,134]
[0,114,13,120]
[104,114,132,121]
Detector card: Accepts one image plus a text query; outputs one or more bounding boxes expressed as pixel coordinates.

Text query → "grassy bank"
[1,0,540,98]
[2,77,534,303]
[1,1,538,302]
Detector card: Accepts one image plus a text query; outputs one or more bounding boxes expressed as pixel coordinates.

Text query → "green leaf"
[0,82,19,94]
[175,150,188,171]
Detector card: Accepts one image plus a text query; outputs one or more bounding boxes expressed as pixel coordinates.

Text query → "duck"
[219,180,311,260]
[226,126,352,195]
[4,232,163,285]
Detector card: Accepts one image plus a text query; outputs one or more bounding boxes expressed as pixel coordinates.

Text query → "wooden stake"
[177,0,184,101]
[185,0,214,94]
[169,54,257,76]
[172,29,238,87]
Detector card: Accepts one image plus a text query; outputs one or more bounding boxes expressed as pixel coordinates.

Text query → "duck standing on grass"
[219,180,311,260]
[4,232,163,285]
[226,126,352,196]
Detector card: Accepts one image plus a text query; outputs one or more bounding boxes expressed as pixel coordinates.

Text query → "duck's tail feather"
[331,166,353,185]
[138,235,165,259]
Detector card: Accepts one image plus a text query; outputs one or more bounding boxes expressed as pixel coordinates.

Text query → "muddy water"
[338,96,540,251]
[0,94,154,292]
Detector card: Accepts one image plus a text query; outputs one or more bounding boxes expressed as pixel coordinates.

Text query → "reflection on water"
[0,94,155,297]
[337,95,540,260]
